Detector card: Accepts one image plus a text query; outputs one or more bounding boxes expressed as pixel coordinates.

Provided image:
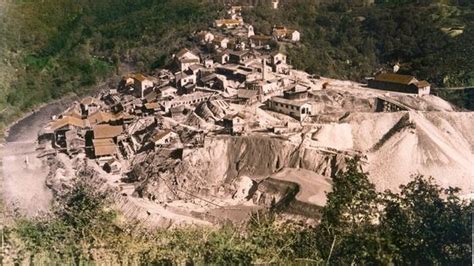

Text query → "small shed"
[152,130,179,147]
[223,113,246,134]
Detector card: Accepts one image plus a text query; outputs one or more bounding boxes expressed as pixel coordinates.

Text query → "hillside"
[0,1,472,264]
[0,0,223,131]
[243,1,474,86]
[1,0,473,133]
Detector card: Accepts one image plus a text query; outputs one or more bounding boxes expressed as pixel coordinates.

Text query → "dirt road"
[271,168,332,206]
[1,100,74,217]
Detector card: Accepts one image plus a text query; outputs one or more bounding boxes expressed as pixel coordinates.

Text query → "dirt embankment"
[163,110,473,198]
[366,111,474,193]
[131,135,348,205]
[133,108,474,207]
[1,99,76,217]
[311,111,473,193]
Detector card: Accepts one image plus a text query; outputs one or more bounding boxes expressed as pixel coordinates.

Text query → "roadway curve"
[1,100,73,217]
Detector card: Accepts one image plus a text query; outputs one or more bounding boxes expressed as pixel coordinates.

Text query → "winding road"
[1,100,73,217]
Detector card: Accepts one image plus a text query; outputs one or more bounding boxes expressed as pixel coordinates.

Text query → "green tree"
[381,175,472,264]
[315,158,391,264]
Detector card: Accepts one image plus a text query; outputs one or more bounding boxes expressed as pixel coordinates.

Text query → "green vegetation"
[4,159,471,264]
[0,1,471,263]
[435,88,474,110]
[243,0,474,107]
[1,0,473,130]
[0,0,223,131]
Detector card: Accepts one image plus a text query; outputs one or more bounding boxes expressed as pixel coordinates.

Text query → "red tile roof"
[93,125,123,139]
[93,138,117,157]
[49,116,86,131]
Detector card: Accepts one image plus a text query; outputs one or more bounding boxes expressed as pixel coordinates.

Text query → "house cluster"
[272,25,300,42]
[202,6,300,54]
[39,90,185,172]
[38,4,431,172]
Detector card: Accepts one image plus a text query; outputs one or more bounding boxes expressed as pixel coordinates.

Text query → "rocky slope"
[313,111,473,193]
[132,110,473,207]
[129,135,347,205]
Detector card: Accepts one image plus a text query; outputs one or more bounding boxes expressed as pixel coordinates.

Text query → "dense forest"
[243,0,474,108]
[0,0,473,131]
[244,0,474,84]
[3,159,471,264]
[0,0,223,131]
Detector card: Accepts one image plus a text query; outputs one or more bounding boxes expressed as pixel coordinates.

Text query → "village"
[37,4,432,166]
[31,2,463,226]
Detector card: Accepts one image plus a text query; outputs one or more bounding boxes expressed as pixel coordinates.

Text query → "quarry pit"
[2,80,472,227]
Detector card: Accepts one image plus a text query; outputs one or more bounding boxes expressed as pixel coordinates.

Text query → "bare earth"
[1,100,73,217]
[271,168,332,206]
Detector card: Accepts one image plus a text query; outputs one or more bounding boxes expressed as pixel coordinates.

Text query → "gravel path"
[1,100,74,217]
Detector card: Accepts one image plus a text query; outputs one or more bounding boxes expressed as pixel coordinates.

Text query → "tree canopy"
[5,159,471,264]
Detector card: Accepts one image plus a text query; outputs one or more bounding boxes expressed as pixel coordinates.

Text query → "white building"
[271,52,287,65]
[223,113,246,134]
[175,71,196,89]
[247,25,255,38]
[213,36,230,49]
[215,51,230,64]
[204,59,214,68]
[175,48,200,71]
[158,86,178,98]
[289,30,300,42]
[132,74,154,99]
[196,31,214,44]
[267,96,312,121]
[272,0,279,9]
[415,80,431,96]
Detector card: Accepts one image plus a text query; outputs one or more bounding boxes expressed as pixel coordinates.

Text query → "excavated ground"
[121,135,348,226]
[123,107,474,226]
[3,83,473,227]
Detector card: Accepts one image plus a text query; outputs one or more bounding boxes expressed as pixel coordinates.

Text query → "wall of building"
[268,100,311,120]
[368,80,418,94]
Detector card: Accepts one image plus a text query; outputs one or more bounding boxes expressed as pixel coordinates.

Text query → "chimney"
[393,63,400,73]
[262,58,267,80]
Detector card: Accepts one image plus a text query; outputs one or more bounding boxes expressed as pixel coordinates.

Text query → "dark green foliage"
[320,159,379,227]
[6,160,471,264]
[316,158,389,264]
[0,0,223,129]
[8,182,320,264]
[435,88,474,110]
[243,0,474,108]
[314,159,472,264]
[381,176,472,264]
[1,0,473,125]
